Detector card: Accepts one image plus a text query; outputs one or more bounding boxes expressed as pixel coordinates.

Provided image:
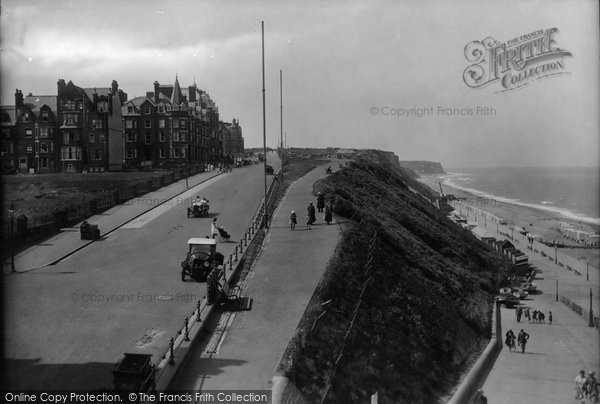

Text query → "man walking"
[517,329,530,353]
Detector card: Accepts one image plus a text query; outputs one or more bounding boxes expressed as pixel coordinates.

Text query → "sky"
[1,0,598,168]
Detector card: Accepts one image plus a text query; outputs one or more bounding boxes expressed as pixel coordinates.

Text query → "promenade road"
[171,162,341,390]
[451,202,600,403]
[3,155,279,391]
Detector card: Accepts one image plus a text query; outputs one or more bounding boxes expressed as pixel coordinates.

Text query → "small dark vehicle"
[112,353,154,393]
[187,198,209,217]
[80,221,100,240]
[181,238,224,282]
[326,166,332,174]
[265,165,274,175]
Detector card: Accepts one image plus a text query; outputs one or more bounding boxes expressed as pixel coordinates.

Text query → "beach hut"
[587,234,599,246]
[495,240,515,254]
[471,226,495,242]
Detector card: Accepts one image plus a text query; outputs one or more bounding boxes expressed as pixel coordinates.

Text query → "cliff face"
[281,151,509,403]
[399,160,446,175]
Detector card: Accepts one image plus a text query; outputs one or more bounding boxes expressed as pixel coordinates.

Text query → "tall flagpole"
[262,21,268,228]
[280,69,283,182]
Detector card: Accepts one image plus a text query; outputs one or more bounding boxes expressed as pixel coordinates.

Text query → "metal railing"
[150,168,283,388]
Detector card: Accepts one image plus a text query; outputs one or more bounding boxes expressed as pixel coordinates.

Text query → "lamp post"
[589,288,594,327]
[586,260,589,281]
[8,203,15,272]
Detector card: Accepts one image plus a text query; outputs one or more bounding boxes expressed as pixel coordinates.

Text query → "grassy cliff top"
[281,151,509,403]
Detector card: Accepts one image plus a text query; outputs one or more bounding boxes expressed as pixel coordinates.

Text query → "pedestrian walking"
[524,307,531,322]
[532,310,538,323]
[586,371,599,403]
[211,218,219,239]
[576,370,588,400]
[517,307,523,322]
[538,312,545,323]
[307,202,316,225]
[317,192,325,213]
[289,210,297,231]
[305,214,312,230]
[515,307,520,322]
[505,329,516,351]
[324,201,333,225]
[517,329,529,353]
[549,311,553,325]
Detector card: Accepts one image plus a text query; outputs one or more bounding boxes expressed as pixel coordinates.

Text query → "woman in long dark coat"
[324,201,333,224]
[316,192,325,212]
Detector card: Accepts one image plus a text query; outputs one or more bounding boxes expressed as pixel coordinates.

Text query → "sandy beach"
[419,175,600,270]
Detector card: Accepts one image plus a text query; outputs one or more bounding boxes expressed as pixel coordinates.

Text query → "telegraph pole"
[261,21,268,228]
[280,69,284,182]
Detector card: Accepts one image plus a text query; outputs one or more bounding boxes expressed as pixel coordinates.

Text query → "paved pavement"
[7,170,222,272]
[171,162,341,390]
[452,202,600,403]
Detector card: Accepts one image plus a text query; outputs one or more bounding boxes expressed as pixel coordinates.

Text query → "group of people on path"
[505,329,530,353]
[575,369,599,403]
[289,192,333,231]
[515,306,552,324]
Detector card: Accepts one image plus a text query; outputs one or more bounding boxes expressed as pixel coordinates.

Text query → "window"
[159,132,165,142]
[98,102,108,112]
[92,119,103,129]
[158,105,165,113]
[173,119,179,128]
[40,127,49,138]
[126,148,134,159]
[179,119,186,128]
[23,113,30,122]
[89,133,95,143]
[61,146,81,160]
[145,106,151,114]
[173,132,179,142]
[181,147,186,157]
[93,149,101,160]
[145,132,152,144]
[144,119,151,128]
[159,148,165,158]
[42,111,49,122]
[125,120,135,129]
[64,114,78,125]
[166,104,171,111]
[173,148,180,158]
[126,133,134,142]
[99,134,106,143]
[26,129,33,138]
[180,132,186,142]
[40,143,48,153]
[41,157,48,168]
[127,106,134,113]
[159,119,165,128]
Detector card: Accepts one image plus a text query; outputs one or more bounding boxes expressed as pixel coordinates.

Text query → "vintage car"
[181,238,224,282]
[80,221,100,240]
[265,164,274,175]
[498,287,520,307]
[187,198,209,217]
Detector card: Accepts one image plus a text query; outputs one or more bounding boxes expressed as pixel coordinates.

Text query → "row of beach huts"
[447,211,530,271]
[559,222,599,245]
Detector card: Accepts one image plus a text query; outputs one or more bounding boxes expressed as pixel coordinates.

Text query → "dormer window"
[166,104,171,112]
[158,105,165,113]
[144,106,151,114]
[98,102,108,112]
[41,111,49,122]
[23,113,30,122]
[127,106,134,113]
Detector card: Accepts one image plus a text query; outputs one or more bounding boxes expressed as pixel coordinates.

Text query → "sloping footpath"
[5,171,222,272]
[171,163,341,393]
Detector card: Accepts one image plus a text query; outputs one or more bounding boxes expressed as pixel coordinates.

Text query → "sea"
[441,166,600,226]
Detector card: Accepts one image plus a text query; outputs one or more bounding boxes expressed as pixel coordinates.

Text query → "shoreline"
[418,174,600,269]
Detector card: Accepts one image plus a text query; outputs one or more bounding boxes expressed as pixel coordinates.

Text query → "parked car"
[181,238,224,282]
[265,165,274,175]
